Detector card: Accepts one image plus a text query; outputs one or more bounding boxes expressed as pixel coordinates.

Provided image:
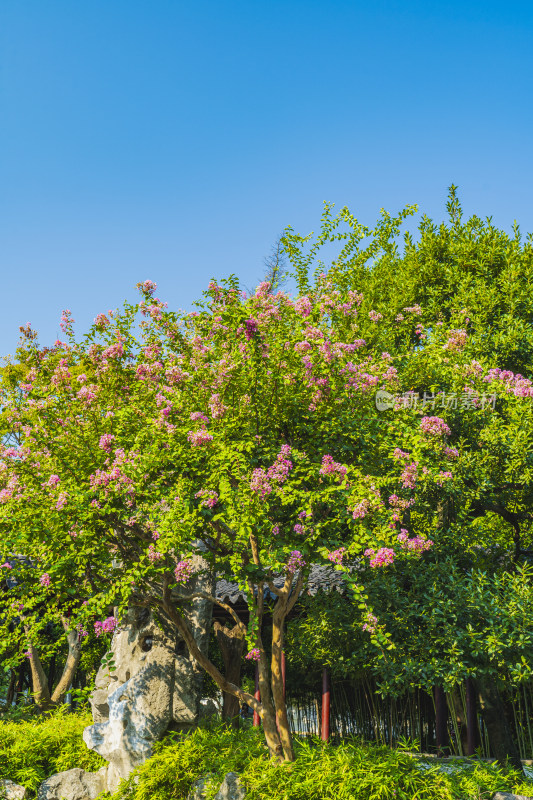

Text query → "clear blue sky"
[1,0,532,355]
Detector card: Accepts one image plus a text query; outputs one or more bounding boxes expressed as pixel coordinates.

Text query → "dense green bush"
[0,708,105,794]
[108,723,533,800]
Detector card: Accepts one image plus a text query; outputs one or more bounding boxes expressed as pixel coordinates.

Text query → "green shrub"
[0,708,105,795]
[108,722,533,800]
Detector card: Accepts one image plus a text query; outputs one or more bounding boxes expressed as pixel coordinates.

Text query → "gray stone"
[0,779,27,799]
[492,794,533,800]
[187,773,246,800]
[37,768,107,800]
[84,568,214,791]
[214,773,246,800]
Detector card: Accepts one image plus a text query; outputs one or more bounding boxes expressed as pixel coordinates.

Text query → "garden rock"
[492,794,533,800]
[36,767,107,800]
[187,773,246,800]
[214,773,246,800]
[0,779,27,799]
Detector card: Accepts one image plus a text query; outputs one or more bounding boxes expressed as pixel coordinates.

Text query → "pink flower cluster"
[352,500,370,520]
[443,328,468,351]
[99,434,116,453]
[287,550,306,573]
[39,573,51,587]
[483,368,533,398]
[420,416,451,437]
[368,310,383,322]
[294,296,312,317]
[436,471,453,486]
[392,448,410,461]
[400,462,418,489]
[190,412,209,422]
[174,559,194,584]
[444,446,459,459]
[195,489,219,509]
[60,309,75,334]
[244,318,259,340]
[327,547,347,564]
[250,446,293,497]
[147,544,163,562]
[319,454,347,479]
[94,617,117,637]
[77,385,98,404]
[187,429,214,446]
[208,393,227,419]
[362,612,378,633]
[364,547,394,568]
[397,533,433,554]
[245,648,261,661]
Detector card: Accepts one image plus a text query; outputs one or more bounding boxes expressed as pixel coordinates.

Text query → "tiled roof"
[215,563,350,604]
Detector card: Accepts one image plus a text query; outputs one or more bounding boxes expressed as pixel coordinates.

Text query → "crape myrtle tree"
[1,190,532,759]
[0,269,465,761]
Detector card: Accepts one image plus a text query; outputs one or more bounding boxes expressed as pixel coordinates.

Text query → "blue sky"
[1,0,532,355]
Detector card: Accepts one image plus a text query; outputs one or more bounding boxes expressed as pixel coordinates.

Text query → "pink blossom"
[436,470,453,486]
[327,547,347,564]
[365,547,394,568]
[47,475,60,488]
[444,446,459,459]
[319,454,347,478]
[294,296,313,317]
[420,416,451,437]
[272,524,280,536]
[55,492,68,510]
[287,550,306,573]
[195,489,219,509]
[400,462,418,489]
[140,280,157,295]
[1,562,13,569]
[362,612,378,633]
[392,448,410,461]
[244,318,259,340]
[209,393,228,419]
[293,523,305,535]
[443,328,467,351]
[94,313,110,328]
[368,310,383,322]
[187,429,213,446]
[250,468,272,497]
[174,559,195,584]
[190,412,209,422]
[398,536,433,555]
[245,648,261,661]
[94,616,117,637]
[60,309,75,334]
[99,434,116,453]
[77,385,97,403]
[147,544,163,562]
[352,500,370,520]
[39,573,51,587]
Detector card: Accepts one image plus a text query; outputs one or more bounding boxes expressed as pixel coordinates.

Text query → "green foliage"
[0,708,105,794]
[106,724,533,800]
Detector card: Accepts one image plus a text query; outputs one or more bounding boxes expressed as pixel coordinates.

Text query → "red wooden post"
[434,685,448,754]
[465,677,476,756]
[281,650,286,700]
[321,667,330,741]
[253,664,261,727]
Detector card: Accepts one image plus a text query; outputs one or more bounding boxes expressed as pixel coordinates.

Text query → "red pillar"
[465,677,476,756]
[321,668,330,741]
[253,664,261,727]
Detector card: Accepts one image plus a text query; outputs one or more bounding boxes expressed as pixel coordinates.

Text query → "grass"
[0,707,106,796]
[1,713,533,799]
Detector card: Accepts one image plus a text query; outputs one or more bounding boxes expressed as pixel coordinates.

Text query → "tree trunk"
[271,601,294,760]
[5,670,17,706]
[51,619,82,704]
[475,677,523,771]
[25,637,53,710]
[214,621,245,727]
